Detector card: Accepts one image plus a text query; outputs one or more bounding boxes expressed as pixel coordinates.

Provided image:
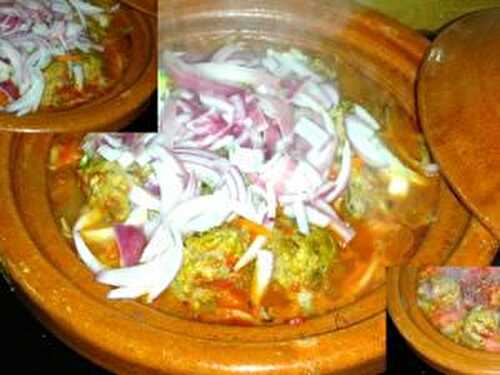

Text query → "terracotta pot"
[0,5,157,133]
[388,265,500,375]
[0,1,495,374]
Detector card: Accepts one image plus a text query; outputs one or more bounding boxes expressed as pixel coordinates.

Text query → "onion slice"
[251,250,274,308]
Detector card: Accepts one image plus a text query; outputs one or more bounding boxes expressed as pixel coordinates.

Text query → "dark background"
[386,314,442,375]
[121,93,157,133]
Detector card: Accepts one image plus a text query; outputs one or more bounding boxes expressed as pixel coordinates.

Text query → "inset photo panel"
[0,1,157,133]
[388,264,500,374]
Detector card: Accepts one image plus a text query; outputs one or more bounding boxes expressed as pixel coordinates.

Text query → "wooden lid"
[418,8,500,239]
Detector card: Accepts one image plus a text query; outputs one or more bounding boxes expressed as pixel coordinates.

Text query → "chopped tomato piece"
[49,136,83,170]
[233,217,272,239]
[0,90,9,107]
[55,54,83,63]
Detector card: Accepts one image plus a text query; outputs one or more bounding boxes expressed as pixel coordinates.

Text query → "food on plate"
[48,44,438,325]
[418,267,500,351]
[0,0,131,116]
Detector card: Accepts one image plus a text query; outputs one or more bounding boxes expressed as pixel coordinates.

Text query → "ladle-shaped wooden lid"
[418,7,500,239]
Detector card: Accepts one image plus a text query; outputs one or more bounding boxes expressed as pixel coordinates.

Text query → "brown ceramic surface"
[0,6,156,133]
[0,1,493,374]
[122,0,157,17]
[418,8,500,240]
[388,264,500,375]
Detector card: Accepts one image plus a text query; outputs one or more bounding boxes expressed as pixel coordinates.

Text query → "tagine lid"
[417,7,500,240]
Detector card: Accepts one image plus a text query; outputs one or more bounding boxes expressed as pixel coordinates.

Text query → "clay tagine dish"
[0,1,498,374]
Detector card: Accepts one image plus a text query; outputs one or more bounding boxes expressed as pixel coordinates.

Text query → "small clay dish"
[0,5,157,133]
[388,266,500,375]
[0,1,496,374]
[418,8,500,239]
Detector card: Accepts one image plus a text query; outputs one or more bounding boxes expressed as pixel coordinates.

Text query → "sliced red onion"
[73,230,106,273]
[265,183,277,220]
[211,43,244,63]
[7,68,44,116]
[0,79,19,100]
[268,49,321,81]
[199,92,235,118]
[316,200,355,242]
[353,104,380,130]
[303,204,332,228]
[285,159,323,195]
[177,159,223,188]
[150,144,186,177]
[194,62,281,92]
[73,208,103,231]
[294,116,330,149]
[97,242,183,303]
[293,199,309,234]
[230,199,265,225]
[100,229,181,291]
[167,191,232,234]
[251,249,274,307]
[234,235,267,271]
[229,145,264,173]
[129,185,161,211]
[208,134,235,151]
[106,285,150,300]
[96,143,121,161]
[306,137,337,178]
[152,161,184,214]
[301,80,333,110]
[124,207,149,227]
[228,93,246,121]
[324,142,352,202]
[224,166,247,202]
[117,151,135,168]
[320,83,340,108]
[258,94,294,136]
[114,224,146,267]
[163,52,244,97]
[182,173,199,200]
[159,97,178,143]
[345,114,393,169]
[259,154,297,195]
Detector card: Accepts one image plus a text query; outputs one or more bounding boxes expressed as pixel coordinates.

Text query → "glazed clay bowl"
[388,265,500,375]
[0,1,494,374]
[0,5,157,133]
